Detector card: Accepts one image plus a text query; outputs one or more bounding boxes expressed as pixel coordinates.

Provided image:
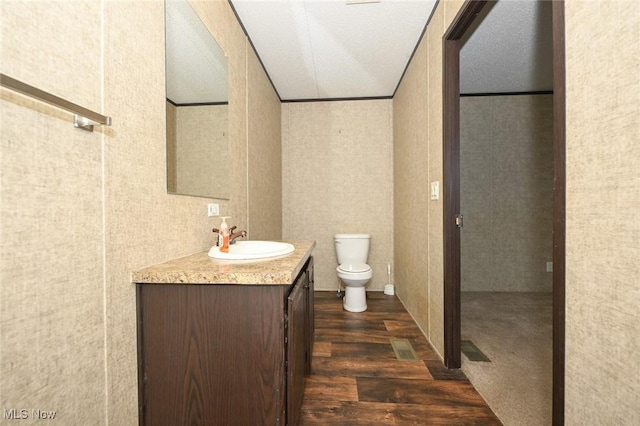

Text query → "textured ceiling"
[231,0,438,100]
[169,0,553,103]
[460,0,553,94]
[166,0,228,104]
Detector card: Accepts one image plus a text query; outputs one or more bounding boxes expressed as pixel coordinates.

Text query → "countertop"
[132,240,315,285]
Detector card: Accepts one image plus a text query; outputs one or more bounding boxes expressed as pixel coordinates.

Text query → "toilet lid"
[338,263,371,273]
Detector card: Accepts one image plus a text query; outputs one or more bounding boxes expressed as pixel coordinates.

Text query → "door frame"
[442,1,566,425]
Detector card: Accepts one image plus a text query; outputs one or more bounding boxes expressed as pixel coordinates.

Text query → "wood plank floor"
[300,292,501,425]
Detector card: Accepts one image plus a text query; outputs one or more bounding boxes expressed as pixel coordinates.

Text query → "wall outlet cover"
[207,203,220,217]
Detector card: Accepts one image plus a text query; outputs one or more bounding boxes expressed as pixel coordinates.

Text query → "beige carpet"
[461,292,553,426]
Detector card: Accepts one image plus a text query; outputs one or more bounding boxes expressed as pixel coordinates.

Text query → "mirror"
[165,0,230,199]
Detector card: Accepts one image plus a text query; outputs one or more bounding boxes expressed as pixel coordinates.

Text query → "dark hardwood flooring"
[300,292,501,425]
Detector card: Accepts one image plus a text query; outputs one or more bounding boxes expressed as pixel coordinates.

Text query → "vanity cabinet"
[136,257,314,426]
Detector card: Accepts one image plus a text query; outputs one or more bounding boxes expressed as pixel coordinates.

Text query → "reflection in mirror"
[165,0,230,199]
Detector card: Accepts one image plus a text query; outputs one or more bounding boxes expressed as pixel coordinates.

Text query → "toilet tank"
[334,233,370,264]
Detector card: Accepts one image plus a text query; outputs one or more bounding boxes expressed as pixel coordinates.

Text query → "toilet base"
[343,286,367,312]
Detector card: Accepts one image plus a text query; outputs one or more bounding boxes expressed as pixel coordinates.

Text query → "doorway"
[443,1,565,425]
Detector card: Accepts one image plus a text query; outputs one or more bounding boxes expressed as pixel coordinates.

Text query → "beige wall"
[282,100,393,292]
[247,46,282,241]
[564,0,639,423]
[174,104,229,198]
[1,1,105,421]
[0,0,281,424]
[167,102,178,192]
[394,0,639,422]
[460,95,554,293]
[393,25,432,347]
[393,0,449,357]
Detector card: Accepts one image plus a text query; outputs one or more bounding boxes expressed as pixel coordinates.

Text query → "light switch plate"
[430,181,440,201]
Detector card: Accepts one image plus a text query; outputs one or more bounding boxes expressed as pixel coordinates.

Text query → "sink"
[208,241,295,260]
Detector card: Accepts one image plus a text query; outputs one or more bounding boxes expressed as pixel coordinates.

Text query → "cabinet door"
[137,284,285,426]
[305,257,314,374]
[287,276,307,426]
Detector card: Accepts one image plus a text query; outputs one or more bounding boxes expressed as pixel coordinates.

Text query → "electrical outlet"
[546,262,553,272]
[207,203,219,217]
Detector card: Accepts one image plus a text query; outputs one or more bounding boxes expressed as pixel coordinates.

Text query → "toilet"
[334,233,373,312]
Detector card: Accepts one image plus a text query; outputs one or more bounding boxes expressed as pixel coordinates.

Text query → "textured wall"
[460,95,553,292]
[174,105,229,198]
[167,102,178,192]
[425,3,446,356]
[564,0,640,423]
[1,0,280,424]
[247,46,282,241]
[393,0,449,357]
[394,0,640,421]
[393,29,431,344]
[282,100,393,292]
[0,1,106,423]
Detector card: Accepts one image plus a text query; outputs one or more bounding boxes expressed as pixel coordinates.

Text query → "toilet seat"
[336,264,371,312]
[336,263,373,282]
[337,263,371,273]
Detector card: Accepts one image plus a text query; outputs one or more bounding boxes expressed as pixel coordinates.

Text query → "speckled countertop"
[132,240,315,285]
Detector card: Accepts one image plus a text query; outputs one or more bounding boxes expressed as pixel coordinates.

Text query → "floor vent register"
[390,338,420,361]
[461,339,492,362]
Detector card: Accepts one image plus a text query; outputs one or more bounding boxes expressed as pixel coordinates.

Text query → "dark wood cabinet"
[286,273,306,426]
[136,257,314,426]
[305,258,314,375]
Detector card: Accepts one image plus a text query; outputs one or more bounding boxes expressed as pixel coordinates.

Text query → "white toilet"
[334,233,373,312]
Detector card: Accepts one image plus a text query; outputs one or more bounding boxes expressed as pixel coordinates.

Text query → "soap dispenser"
[219,217,231,252]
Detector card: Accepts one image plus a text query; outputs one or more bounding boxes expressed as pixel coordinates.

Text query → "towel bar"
[0,73,112,132]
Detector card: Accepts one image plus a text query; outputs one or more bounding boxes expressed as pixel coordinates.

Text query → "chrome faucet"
[212,226,247,245]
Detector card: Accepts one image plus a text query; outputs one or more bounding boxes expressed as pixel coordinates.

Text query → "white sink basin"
[208,240,295,260]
